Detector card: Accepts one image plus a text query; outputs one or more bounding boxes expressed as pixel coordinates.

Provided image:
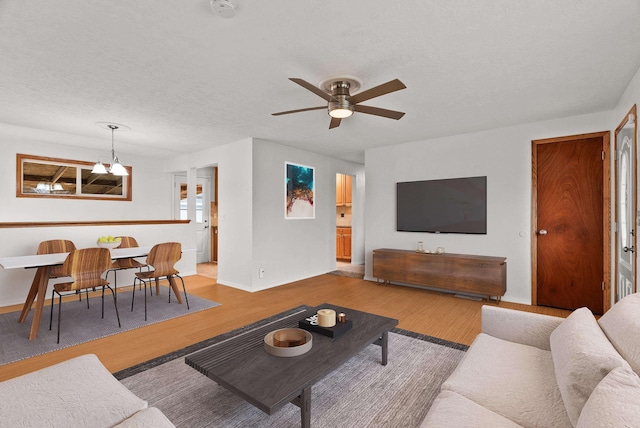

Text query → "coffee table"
[185,303,398,427]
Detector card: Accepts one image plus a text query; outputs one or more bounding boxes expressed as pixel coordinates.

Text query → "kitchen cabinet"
[336,174,352,207]
[336,227,352,261]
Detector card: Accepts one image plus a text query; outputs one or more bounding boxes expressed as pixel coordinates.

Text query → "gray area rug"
[0,286,220,366]
[118,311,466,428]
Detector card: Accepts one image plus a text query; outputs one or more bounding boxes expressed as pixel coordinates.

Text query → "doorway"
[336,173,353,263]
[174,170,216,272]
[614,106,637,302]
[532,132,611,314]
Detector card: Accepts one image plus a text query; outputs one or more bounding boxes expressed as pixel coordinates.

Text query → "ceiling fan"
[272,77,406,129]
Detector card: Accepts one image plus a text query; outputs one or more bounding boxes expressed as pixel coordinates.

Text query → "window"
[178,183,204,222]
[17,154,132,201]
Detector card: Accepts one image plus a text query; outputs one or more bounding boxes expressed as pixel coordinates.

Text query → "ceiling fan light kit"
[273,77,406,129]
[328,81,354,118]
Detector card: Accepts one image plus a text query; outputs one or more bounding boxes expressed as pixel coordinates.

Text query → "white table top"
[0,246,152,269]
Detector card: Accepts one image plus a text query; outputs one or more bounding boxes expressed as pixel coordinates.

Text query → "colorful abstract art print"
[285,162,315,219]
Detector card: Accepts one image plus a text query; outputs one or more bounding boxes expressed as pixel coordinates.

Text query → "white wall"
[170,138,365,292]
[364,111,612,304]
[166,138,255,290]
[0,125,173,222]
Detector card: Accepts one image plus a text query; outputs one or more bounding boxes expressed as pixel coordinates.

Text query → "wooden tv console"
[372,248,507,302]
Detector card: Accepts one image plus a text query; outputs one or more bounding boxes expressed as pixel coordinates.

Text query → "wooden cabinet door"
[336,227,351,261]
[344,175,352,205]
[336,174,345,206]
[342,228,351,259]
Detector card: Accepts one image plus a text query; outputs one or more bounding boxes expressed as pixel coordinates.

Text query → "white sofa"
[0,354,174,427]
[422,292,640,427]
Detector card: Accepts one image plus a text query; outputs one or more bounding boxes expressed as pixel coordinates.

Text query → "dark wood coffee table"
[185,303,398,427]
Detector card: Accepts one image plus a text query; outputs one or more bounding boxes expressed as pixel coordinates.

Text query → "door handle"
[538,229,548,235]
[623,246,635,253]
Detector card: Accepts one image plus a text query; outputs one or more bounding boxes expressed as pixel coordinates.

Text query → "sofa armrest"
[481,306,564,350]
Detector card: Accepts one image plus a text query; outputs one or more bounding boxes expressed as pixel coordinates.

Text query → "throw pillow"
[576,365,640,428]
[550,307,628,426]
[598,292,640,374]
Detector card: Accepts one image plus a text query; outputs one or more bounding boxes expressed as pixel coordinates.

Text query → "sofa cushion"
[598,292,640,374]
[0,354,148,428]
[114,407,175,427]
[576,365,640,428]
[421,390,523,428]
[550,307,628,426]
[442,333,571,428]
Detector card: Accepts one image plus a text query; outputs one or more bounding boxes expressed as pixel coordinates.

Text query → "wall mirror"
[17,154,132,200]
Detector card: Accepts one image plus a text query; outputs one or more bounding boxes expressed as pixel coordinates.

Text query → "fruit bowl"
[97,240,121,249]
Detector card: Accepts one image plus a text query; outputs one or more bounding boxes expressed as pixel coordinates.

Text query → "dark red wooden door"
[536,136,604,314]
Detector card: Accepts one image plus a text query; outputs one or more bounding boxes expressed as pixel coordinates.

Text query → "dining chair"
[105,236,148,295]
[131,242,190,321]
[37,239,76,279]
[37,239,89,303]
[48,247,121,343]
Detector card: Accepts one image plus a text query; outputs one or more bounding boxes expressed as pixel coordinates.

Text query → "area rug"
[117,309,467,428]
[0,286,220,366]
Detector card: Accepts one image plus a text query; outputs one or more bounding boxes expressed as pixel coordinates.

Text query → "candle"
[317,309,336,327]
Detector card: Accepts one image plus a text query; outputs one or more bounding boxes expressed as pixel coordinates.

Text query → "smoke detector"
[210,0,238,18]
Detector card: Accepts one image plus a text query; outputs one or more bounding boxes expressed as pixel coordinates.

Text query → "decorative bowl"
[264,328,312,357]
[97,241,121,249]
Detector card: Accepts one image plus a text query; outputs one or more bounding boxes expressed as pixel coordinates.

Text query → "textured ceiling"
[1,1,639,163]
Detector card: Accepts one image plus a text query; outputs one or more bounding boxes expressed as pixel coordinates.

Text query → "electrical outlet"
[259,267,265,278]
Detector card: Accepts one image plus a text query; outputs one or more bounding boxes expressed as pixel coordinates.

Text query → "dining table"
[0,245,184,340]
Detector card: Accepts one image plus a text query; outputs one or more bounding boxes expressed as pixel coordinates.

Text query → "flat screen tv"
[396,176,487,234]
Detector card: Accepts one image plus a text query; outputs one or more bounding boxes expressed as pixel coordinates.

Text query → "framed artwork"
[285,162,315,219]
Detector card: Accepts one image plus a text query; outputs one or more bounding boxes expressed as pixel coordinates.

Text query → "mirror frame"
[16,153,132,201]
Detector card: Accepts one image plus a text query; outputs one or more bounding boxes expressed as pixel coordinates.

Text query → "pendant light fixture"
[93,122,129,176]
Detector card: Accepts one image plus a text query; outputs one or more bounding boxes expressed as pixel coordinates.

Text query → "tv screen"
[396,176,487,234]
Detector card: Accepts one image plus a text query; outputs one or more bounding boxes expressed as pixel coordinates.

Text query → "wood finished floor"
[0,274,571,382]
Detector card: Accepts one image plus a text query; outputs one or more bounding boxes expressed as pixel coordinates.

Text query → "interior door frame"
[531,131,611,311]
[614,105,638,302]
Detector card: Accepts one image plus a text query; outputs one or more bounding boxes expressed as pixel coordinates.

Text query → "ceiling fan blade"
[289,78,332,101]
[272,106,326,116]
[354,104,405,120]
[329,117,342,129]
[349,79,406,104]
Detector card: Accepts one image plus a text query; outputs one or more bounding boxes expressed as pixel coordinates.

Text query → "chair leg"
[131,278,137,312]
[56,292,62,344]
[176,274,189,310]
[113,270,117,302]
[49,288,55,330]
[101,286,105,319]
[85,288,90,309]
[144,279,148,321]
[106,285,121,328]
